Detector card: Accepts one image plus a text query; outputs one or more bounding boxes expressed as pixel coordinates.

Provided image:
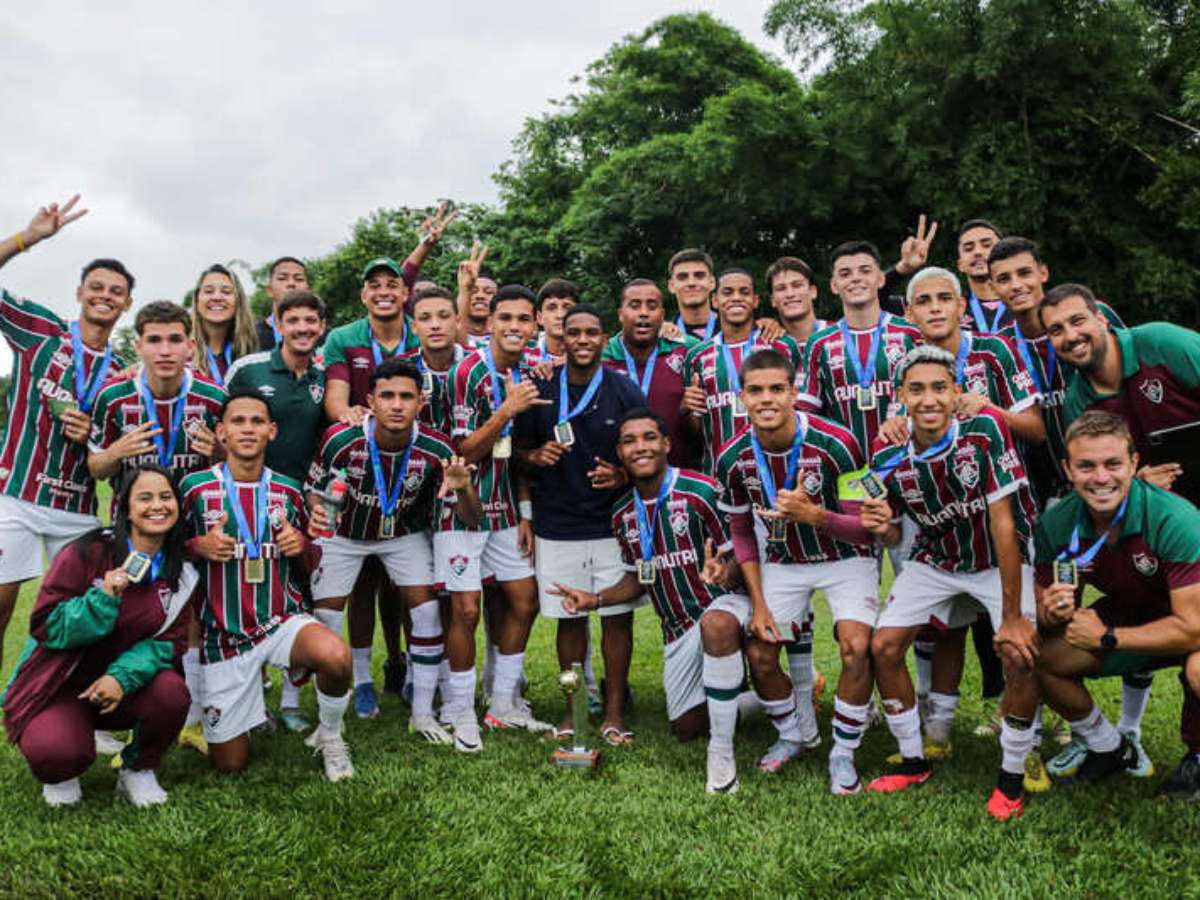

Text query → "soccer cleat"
[484,698,552,733]
[986,787,1024,821]
[94,730,126,756]
[354,683,380,719]
[251,708,278,736]
[1122,730,1155,778]
[177,722,209,756]
[866,759,933,793]
[383,657,406,697]
[1075,734,1139,785]
[829,754,862,796]
[278,708,312,734]
[116,769,169,808]
[1157,753,1200,801]
[452,715,483,754]
[973,700,1002,738]
[1047,736,1088,778]
[757,738,806,773]
[887,737,951,765]
[42,778,82,807]
[313,731,355,782]
[705,750,739,794]
[410,715,454,745]
[1023,751,1052,793]
[436,703,454,727]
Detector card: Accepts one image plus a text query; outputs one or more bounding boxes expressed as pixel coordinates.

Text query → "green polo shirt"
[225,348,326,482]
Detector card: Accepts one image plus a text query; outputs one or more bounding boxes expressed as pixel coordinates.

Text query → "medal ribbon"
[138,371,192,468]
[1012,321,1055,395]
[221,463,270,560]
[968,293,1006,334]
[482,345,519,438]
[206,341,233,388]
[1058,494,1129,565]
[634,467,676,562]
[750,413,808,508]
[954,332,971,387]
[557,364,604,426]
[717,328,759,398]
[676,312,717,341]
[838,313,885,393]
[370,322,407,367]
[365,416,417,519]
[69,320,114,413]
[619,337,658,397]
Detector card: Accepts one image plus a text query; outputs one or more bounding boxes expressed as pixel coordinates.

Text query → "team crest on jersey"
[404,469,423,492]
[204,706,222,729]
[310,383,325,403]
[1138,379,1164,404]
[1133,552,1159,576]
[449,554,469,576]
[883,340,905,365]
[157,583,172,612]
[665,354,684,375]
[967,377,988,397]
[803,469,823,494]
[670,509,688,536]
[956,460,980,488]
[1014,370,1035,392]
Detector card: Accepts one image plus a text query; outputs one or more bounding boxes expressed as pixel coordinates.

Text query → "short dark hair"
[957,219,1003,244]
[81,258,135,292]
[765,257,815,289]
[221,387,273,420]
[829,241,881,268]
[536,278,581,309]
[277,289,326,321]
[412,285,455,313]
[369,358,422,394]
[1064,410,1135,457]
[269,256,307,278]
[562,303,604,331]
[987,236,1043,269]
[741,348,795,385]
[621,278,661,303]
[1040,283,1100,323]
[490,284,536,314]
[667,248,714,277]
[717,268,755,289]
[617,406,669,438]
[135,300,192,336]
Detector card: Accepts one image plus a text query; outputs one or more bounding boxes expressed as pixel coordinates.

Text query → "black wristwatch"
[1100,626,1118,652]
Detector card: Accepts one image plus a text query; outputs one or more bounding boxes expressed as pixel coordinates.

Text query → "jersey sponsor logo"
[651,547,698,569]
[35,473,87,494]
[36,375,73,404]
[309,383,325,403]
[913,495,987,527]
[448,554,469,576]
[997,449,1021,473]
[1133,552,1159,576]
[1138,378,1164,404]
[706,391,736,411]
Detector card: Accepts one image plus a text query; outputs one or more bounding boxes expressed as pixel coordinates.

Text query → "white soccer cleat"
[94,730,126,756]
[42,778,82,807]
[705,750,739,795]
[116,769,169,808]
[313,731,355,782]
[485,698,552,734]
[452,714,484,754]
[410,715,453,745]
[829,754,862,796]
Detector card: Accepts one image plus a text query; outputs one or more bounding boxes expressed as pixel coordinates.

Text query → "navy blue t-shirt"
[515,365,646,540]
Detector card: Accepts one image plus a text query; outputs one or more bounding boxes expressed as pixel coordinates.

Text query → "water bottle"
[314,471,347,539]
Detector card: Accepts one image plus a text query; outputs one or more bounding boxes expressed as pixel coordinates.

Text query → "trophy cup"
[552,662,601,769]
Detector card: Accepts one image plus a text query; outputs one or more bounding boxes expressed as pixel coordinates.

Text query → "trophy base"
[553,747,601,769]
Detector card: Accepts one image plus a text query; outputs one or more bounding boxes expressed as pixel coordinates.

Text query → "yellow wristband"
[14,231,26,253]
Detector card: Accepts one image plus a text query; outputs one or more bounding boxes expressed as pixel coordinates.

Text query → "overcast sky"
[0,2,784,367]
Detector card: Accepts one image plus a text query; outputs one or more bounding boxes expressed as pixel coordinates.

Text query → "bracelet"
[518,500,533,520]
[13,231,25,253]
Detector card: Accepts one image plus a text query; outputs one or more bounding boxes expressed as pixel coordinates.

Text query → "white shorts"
[434,527,534,592]
[200,614,318,744]
[762,558,880,636]
[311,532,434,599]
[876,561,1036,631]
[886,516,919,578]
[662,594,750,722]
[0,495,101,583]
[536,536,646,618]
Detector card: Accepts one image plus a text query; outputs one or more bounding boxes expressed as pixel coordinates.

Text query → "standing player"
[767,257,828,346]
[860,347,1040,820]
[306,359,481,743]
[403,286,467,435]
[257,257,310,350]
[954,220,1009,334]
[181,389,354,780]
[530,279,578,366]
[516,304,646,744]
[0,195,132,671]
[716,350,878,785]
[443,285,550,750]
[552,408,752,793]
[1034,412,1200,801]
[668,249,720,342]
[455,241,498,350]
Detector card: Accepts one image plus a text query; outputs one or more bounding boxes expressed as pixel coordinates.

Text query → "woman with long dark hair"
[190,263,259,387]
[2,464,198,807]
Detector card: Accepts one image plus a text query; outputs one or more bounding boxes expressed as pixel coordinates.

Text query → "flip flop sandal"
[545,725,575,743]
[601,725,634,747]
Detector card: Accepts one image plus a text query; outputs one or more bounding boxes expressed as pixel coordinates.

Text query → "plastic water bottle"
[314,471,347,539]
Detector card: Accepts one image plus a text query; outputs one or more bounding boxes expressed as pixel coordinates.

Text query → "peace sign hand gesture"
[421,201,459,245]
[896,213,939,275]
[457,240,489,293]
[24,194,88,246]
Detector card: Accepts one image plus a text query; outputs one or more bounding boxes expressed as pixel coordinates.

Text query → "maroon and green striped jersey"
[601,333,697,469]
[180,465,315,663]
[399,345,465,435]
[0,292,130,515]
[798,314,920,454]
[88,372,226,498]
[448,348,534,531]
[869,411,1036,573]
[682,331,803,474]
[716,414,871,564]
[305,420,453,540]
[323,316,420,408]
[1035,479,1200,624]
[887,331,1039,417]
[612,469,733,645]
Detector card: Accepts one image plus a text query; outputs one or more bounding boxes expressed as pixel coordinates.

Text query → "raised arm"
[0,194,88,272]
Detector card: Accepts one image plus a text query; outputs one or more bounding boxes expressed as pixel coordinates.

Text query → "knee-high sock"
[492,652,524,709]
[1118,672,1154,736]
[703,652,743,755]
[437,659,452,704]
[280,673,301,709]
[483,637,497,696]
[314,607,345,638]
[786,636,816,739]
[831,697,870,761]
[885,705,923,760]
[316,685,350,737]
[1068,703,1120,753]
[1000,715,1036,776]
[925,691,959,742]
[449,669,477,719]
[913,640,935,700]
[351,647,373,687]
[182,647,203,725]
[408,601,444,719]
[761,695,803,743]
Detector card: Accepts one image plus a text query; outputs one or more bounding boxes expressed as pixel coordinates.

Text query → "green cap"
[361,257,403,282]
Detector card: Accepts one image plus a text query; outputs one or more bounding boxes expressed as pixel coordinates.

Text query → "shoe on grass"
[829,754,862,796]
[1157,753,1200,801]
[312,730,354,782]
[279,708,312,734]
[1122,729,1155,778]
[1023,751,1052,793]
[757,738,806,773]
[706,750,738,794]
[42,778,82,808]
[410,715,453,745]
[354,683,380,719]
[887,736,951,765]
[866,758,933,793]
[116,769,168,808]
[452,713,483,754]
[1047,736,1088,778]
[1075,733,1139,785]
[986,787,1024,821]
[177,722,208,756]
[973,700,1002,738]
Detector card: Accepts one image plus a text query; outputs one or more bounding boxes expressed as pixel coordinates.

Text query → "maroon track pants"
[19,669,189,783]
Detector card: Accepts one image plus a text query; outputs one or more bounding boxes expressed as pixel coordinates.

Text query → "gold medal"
[244,557,265,584]
[857,385,876,410]
[421,371,435,397]
[554,421,575,447]
[381,515,395,539]
[637,559,656,585]
[770,518,788,542]
[493,435,512,459]
[1055,560,1079,587]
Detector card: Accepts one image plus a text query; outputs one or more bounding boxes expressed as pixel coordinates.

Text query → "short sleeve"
[981,414,1026,504]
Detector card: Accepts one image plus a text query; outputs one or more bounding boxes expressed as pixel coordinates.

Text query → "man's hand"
[517,518,535,562]
[877,416,910,446]
[896,213,939,275]
[770,488,823,526]
[108,421,163,461]
[860,496,893,536]
[530,361,555,380]
[308,494,337,537]
[499,372,551,417]
[438,455,476,498]
[24,194,88,246]
[59,407,92,444]
[550,582,598,615]
[956,392,989,418]
[339,406,369,426]
[188,420,219,458]
[274,513,304,558]
[529,441,569,468]
[1138,463,1183,492]
[78,674,123,715]
[994,615,1039,669]
[420,201,458,245]
[658,321,683,341]
[1040,581,1077,627]
[749,605,783,643]
[681,373,707,417]
[1065,607,1107,652]
[195,510,237,562]
[587,457,626,490]
[457,240,488,293]
[102,567,132,598]
[755,318,784,344]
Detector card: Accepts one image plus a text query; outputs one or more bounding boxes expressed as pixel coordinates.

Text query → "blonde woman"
[191,264,259,387]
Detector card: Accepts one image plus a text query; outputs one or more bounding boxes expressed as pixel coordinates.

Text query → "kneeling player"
[860,347,1040,819]
[182,390,354,781]
[1035,411,1200,801]
[551,409,750,793]
[306,359,481,743]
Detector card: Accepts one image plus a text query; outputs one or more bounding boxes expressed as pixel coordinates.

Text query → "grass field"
[3,571,1200,899]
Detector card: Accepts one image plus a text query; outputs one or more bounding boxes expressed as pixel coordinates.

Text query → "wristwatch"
[1100,626,1118,652]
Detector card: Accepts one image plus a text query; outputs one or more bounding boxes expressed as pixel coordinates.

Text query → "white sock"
[786,637,816,739]
[351,647,373,687]
[761,695,803,743]
[1119,674,1153,736]
[483,637,497,696]
[703,652,743,755]
[925,691,960,741]
[280,672,301,709]
[314,607,344,638]
[316,686,350,736]
[737,690,764,720]
[1000,715,1035,775]
[492,652,524,708]
[437,659,452,704]
[583,626,599,694]
[1068,704,1121,753]
[409,601,444,719]
[182,647,203,725]
[913,641,934,699]
[831,697,870,760]
[450,669,477,718]
[885,704,924,760]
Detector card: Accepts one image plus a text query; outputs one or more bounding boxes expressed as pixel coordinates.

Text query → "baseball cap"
[361,257,403,282]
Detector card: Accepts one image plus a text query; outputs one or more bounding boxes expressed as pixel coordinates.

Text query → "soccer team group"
[1,195,1199,822]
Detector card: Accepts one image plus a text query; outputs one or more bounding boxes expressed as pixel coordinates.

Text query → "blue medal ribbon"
[1012,321,1055,395]
[138,371,192,468]
[205,341,233,388]
[69,320,113,413]
[1057,495,1129,565]
[717,328,759,398]
[482,345,519,438]
[370,323,407,368]
[634,467,677,562]
[365,417,417,519]
[557,364,604,426]
[267,314,281,344]
[619,338,659,396]
[220,463,270,560]
[750,414,808,508]
[838,313,885,393]
[954,332,971,386]
[127,538,164,581]
[968,292,1006,334]
[873,420,959,484]
[677,312,717,341]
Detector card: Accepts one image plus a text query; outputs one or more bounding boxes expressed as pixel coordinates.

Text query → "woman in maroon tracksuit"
[2,464,198,807]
